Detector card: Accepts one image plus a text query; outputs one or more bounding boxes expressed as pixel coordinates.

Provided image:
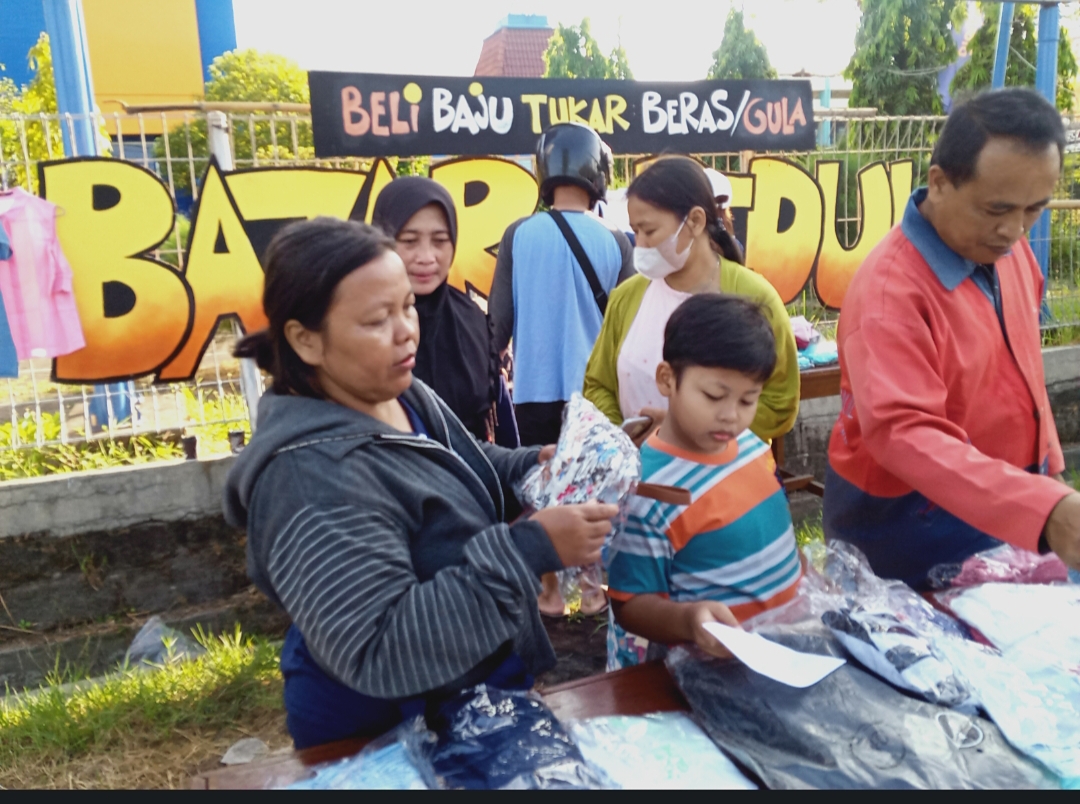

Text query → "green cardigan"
[582,261,801,442]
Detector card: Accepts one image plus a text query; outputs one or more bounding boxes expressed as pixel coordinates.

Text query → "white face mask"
[633,219,691,280]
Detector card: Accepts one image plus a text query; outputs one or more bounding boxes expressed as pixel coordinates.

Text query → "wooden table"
[190,661,687,789]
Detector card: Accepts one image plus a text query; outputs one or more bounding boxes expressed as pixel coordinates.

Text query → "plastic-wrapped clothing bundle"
[746,543,1079,786]
[410,685,602,790]
[928,544,1069,589]
[286,718,430,790]
[516,393,641,599]
[822,608,973,710]
[666,639,1053,790]
[568,712,757,789]
[516,393,640,509]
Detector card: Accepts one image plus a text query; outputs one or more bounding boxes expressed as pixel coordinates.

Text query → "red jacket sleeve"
[843,314,1071,552]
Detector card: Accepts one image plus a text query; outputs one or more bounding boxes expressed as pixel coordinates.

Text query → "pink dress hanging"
[0,188,85,359]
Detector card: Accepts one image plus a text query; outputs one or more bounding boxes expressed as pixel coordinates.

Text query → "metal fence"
[1,109,1079,463]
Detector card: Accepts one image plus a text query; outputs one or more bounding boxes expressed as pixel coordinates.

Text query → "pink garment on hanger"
[0,188,85,359]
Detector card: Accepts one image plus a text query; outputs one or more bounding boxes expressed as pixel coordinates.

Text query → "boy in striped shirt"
[606,294,802,670]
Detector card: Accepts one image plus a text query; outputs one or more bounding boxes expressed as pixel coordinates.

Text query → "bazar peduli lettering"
[39,152,910,384]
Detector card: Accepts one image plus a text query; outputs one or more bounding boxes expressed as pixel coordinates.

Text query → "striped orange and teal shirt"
[608,430,801,637]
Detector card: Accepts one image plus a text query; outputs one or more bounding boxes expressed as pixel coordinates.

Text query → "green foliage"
[706,8,777,80]
[0,389,249,480]
[846,0,961,114]
[0,627,281,762]
[0,411,183,480]
[951,3,1076,112]
[0,34,67,191]
[543,18,634,80]
[156,49,313,194]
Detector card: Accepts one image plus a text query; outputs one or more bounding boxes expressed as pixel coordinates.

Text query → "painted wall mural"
[39,153,912,384]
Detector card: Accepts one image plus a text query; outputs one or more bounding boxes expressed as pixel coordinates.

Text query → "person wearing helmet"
[489,122,634,618]
[489,123,634,448]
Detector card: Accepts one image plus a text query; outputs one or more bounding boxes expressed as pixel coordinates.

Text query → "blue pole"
[1031,2,1060,286]
[41,0,98,158]
[991,3,1014,89]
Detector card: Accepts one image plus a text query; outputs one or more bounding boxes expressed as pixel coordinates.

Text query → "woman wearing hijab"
[372,177,505,443]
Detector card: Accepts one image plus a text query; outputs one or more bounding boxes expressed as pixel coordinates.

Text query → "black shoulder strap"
[547,209,608,315]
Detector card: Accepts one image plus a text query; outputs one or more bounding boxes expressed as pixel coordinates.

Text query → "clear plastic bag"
[125,615,205,667]
[516,393,641,510]
[568,712,757,789]
[516,393,642,605]
[927,543,1069,590]
[665,639,1054,790]
[284,717,431,790]
[407,684,602,790]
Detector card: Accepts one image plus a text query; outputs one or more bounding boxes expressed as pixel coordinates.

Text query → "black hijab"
[372,177,497,440]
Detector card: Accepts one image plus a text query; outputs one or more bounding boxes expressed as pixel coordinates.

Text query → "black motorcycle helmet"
[535,122,612,206]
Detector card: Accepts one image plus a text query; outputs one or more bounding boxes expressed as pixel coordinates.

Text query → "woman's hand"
[537,444,557,464]
[682,601,739,659]
[531,501,618,567]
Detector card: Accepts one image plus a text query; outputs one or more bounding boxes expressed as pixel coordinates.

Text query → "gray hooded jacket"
[223,380,562,699]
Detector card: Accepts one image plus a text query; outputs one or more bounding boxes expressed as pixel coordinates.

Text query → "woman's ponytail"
[234,328,275,372]
[707,219,744,265]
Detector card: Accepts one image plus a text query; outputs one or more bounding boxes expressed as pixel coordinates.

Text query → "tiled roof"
[474,27,553,77]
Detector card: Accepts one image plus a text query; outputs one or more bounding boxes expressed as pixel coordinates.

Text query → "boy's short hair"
[663,293,776,383]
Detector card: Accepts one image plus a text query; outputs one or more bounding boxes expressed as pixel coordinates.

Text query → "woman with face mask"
[371,177,506,444]
[583,157,799,445]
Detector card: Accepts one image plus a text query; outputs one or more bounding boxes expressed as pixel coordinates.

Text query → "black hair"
[663,293,776,383]
[235,217,396,398]
[627,156,744,265]
[931,88,1065,186]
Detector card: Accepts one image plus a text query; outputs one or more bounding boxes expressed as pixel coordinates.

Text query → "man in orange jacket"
[824,88,1080,588]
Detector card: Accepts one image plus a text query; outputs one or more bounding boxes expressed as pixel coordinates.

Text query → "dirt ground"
[536,611,610,688]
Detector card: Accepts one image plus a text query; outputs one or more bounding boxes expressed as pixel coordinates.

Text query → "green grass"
[0,627,286,789]
[795,517,825,549]
[0,388,251,481]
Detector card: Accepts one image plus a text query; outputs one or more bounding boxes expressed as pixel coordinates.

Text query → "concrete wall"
[0,455,235,540]
[782,344,1080,479]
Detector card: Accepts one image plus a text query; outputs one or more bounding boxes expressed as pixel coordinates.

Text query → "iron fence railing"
[1,109,1078,463]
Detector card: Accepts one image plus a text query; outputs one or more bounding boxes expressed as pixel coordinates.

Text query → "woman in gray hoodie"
[223,217,615,749]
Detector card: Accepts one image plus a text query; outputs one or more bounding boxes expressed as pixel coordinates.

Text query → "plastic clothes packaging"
[822,608,972,709]
[516,393,641,600]
[125,616,205,667]
[409,685,602,790]
[568,712,756,789]
[928,543,1069,590]
[285,717,430,790]
[516,393,641,510]
[666,638,1053,790]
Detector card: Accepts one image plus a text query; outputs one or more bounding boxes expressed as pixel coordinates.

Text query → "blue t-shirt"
[0,220,17,376]
[509,212,625,404]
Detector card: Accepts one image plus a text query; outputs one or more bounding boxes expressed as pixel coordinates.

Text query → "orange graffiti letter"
[341,87,370,136]
[767,102,783,134]
[370,92,390,136]
[389,92,410,135]
[742,98,767,135]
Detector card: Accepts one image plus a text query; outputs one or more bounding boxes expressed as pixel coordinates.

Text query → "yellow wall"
[82,0,205,136]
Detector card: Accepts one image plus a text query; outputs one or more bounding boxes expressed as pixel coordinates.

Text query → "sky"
[232,0,865,81]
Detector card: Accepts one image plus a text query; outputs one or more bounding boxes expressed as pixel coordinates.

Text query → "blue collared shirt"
[900,187,997,305]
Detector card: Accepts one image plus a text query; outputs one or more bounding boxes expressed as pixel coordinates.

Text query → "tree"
[846,0,961,115]
[543,18,634,80]
[156,49,313,194]
[951,2,1076,112]
[706,8,777,80]
[1,34,69,189]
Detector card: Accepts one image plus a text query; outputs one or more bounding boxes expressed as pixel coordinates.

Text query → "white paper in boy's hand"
[701,622,845,688]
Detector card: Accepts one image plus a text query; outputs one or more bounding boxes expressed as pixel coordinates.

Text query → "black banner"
[308,72,815,157]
